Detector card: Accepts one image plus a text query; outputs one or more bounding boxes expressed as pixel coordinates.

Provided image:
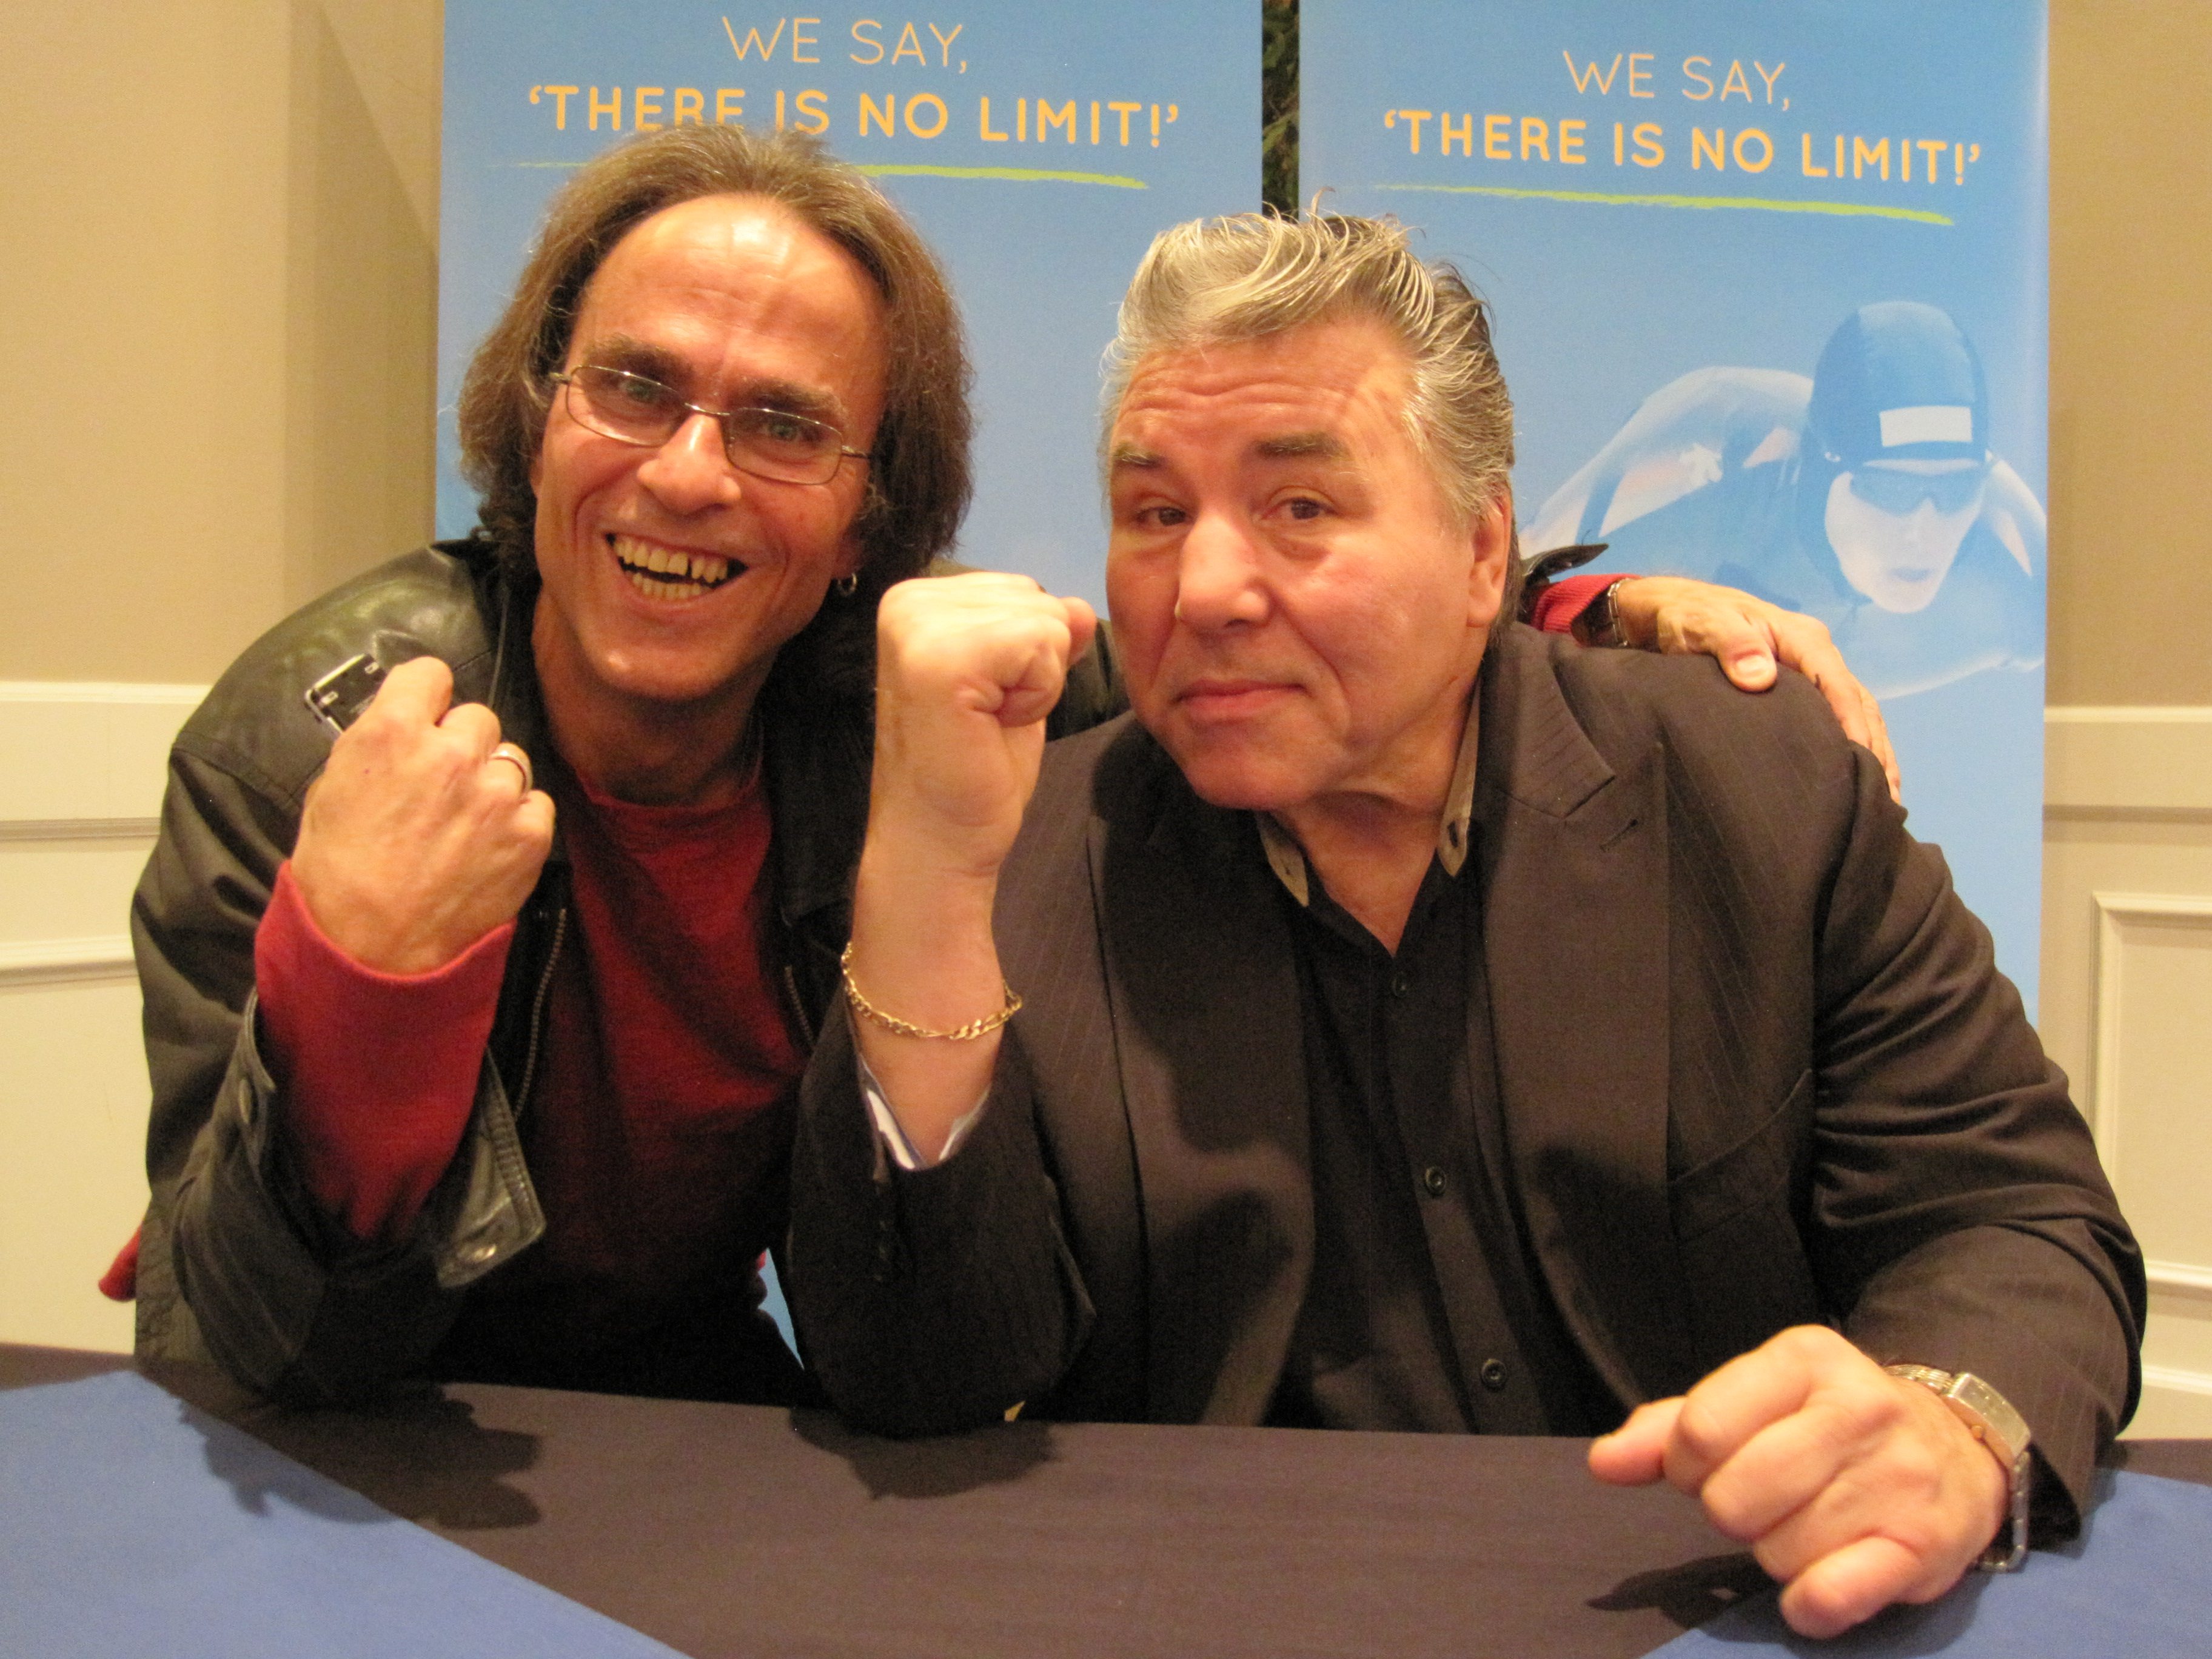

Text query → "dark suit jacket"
[789,624,2142,1525]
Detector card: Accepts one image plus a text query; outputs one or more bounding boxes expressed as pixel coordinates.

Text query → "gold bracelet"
[839,942,1022,1041]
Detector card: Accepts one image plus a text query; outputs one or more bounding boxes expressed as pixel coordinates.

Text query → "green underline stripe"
[858,163,1146,188]
[1373,182,1952,226]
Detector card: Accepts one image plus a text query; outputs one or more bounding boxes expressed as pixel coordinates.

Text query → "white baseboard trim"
[0,935,137,987]
[2046,706,2212,813]
[2143,1363,2212,1400]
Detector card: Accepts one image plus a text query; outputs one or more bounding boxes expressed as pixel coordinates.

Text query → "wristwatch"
[1571,575,1635,649]
[1884,1364,2032,1571]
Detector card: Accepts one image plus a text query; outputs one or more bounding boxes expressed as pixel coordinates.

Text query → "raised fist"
[290,656,556,974]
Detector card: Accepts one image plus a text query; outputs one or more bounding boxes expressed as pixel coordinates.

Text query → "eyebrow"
[1252,431,1348,462]
[1108,443,1162,472]
[577,334,848,423]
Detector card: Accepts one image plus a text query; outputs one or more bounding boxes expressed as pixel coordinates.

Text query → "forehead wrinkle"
[572,332,849,423]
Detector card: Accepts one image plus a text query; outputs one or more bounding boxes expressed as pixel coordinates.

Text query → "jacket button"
[1421,1165,1447,1198]
[1480,1358,1508,1392]
[1390,969,1412,998]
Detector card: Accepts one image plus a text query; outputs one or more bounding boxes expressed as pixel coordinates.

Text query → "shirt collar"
[1255,699,1481,907]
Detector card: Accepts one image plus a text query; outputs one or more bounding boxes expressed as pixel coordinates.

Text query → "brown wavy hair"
[455,124,971,704]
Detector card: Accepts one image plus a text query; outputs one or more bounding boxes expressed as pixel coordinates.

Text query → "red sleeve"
[255,861,516,1243]
[1527,571,1625,634]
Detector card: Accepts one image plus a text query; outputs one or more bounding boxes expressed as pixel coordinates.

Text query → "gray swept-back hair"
[1102,211,1521,620]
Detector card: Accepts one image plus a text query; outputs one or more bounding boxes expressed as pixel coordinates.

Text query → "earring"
[834,572,860,598]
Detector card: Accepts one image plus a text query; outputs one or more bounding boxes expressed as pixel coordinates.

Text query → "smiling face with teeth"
[528,193,888,798]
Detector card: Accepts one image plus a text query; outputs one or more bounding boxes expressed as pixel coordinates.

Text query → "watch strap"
[1885,1364,2032,1572]
[1572,575,1635,649]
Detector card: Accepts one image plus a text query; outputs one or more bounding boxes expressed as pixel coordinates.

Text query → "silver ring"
[488,742,533,795]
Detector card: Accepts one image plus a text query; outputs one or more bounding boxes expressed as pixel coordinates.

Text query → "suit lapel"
[1476,631,1697,1408]
[1087,733,1313,1424]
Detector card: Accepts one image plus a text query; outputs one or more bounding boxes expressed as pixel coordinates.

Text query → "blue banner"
[1302,0,2048,1004]
[439,2,1256,606]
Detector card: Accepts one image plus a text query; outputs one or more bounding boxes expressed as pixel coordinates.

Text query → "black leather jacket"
[132,541,1122,1400]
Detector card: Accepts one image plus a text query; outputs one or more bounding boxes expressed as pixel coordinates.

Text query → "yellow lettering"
[1107,100,1141,144]
[1800,132,1828,176]
[1918,139,1946,179]
[672,87,705,124]
[1629,53,1654,96]
[903,90,947,138]
[1682,56,1714,101]
[715,87,745,123]
[929,22,962,65]
[849,19,883,65]
[1755,61,1785,102]
[1520,116,1550,161]
[979,95,1008,141]
[1853,135,1889,179]
[1388,109,1433,154]
[792,18,820,62]
[1732,127,1772,172]
[795,87,828,132]
[1484,112,1511,158]
[1091,101,1101,144]
[1691,126,1724,169]
[1614,121,1624,165]
[634,85,665,130]
[1037,99,1075,142]
[775,89,786,129]
[534,84,578,130]
[723,16,786,61]
[891,22,925,65]
[1563,51,1622,95]
[1150,103,1174,146]
[859,91,895,136]
[1439,112,1473,156]
[1719,60,1752,102]
[588,85,621,130]
[1560,117,1587,163]
[1834,134,1845,176]
[1018,98,1027,141]
[1632,122,1664,166]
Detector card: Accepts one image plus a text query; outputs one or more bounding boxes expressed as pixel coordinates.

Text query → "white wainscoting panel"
[2043,706,2212,1437]
[0,682,204,1352]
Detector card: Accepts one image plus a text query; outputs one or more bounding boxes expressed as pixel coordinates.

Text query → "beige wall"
[0,1,440,684]
[0,1,2200,695]
[2049,1,2212,706]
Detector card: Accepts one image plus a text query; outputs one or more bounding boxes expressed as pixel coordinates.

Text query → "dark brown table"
[8,1344,2209,1659]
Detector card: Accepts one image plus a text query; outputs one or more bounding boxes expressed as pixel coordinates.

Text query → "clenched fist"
[867,572,1099,881]
[1589,1326,2009,1639]
[290,656,556,974]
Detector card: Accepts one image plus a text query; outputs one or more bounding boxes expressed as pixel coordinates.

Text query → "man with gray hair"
[786,212,2142,1638]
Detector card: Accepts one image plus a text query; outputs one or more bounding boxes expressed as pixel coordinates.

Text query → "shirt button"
[1421,1165,1447,1198]
[1480,1358,1508,1392]
[1390,969,1411,998]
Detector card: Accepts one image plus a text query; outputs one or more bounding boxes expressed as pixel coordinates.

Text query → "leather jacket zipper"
[782,959,818,1050]
[512,905,569,1114]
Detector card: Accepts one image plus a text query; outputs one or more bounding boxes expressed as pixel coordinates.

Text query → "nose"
[1171,511,1270,631]
[634,411,744,513]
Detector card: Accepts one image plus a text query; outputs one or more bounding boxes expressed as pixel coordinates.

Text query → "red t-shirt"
[243,753,802,1361]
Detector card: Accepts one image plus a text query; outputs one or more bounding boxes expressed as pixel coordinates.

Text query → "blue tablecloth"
[1,1370,684,1658]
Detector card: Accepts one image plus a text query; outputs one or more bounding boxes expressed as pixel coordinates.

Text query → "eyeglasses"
[549,365,871,486]
[1847,463,1986,516]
